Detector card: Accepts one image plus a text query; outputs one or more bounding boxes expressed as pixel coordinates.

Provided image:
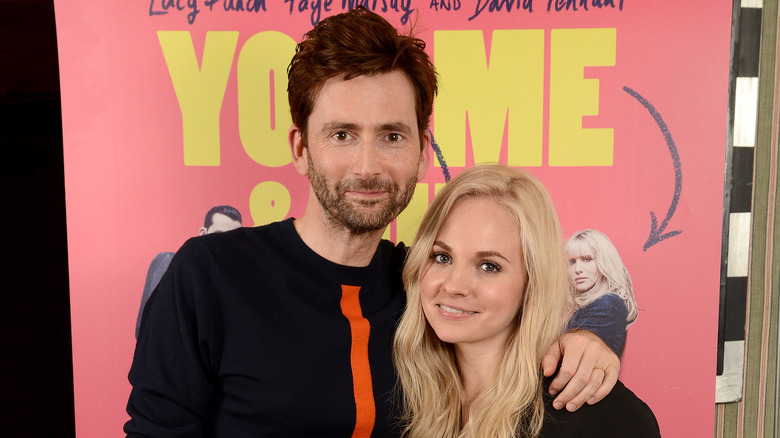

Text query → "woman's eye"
[480,262,500,273]
[568,259,576,265]
[583,256,593,262]
[432,253,450,264]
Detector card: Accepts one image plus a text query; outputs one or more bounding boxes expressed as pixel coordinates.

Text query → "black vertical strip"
[725,276,749,342]
[737,7,763,77]
[730,146,756,213]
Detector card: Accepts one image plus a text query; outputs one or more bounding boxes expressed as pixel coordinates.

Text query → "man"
[135,205,242,338]
[126,8,618,437]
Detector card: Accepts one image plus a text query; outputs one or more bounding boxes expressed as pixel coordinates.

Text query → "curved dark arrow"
[429,131,451,182]
[623,86,683,251]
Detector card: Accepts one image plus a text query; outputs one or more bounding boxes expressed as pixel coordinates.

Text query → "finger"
[541,342,562,378]
[562,367,606,412]
[550,350,596,409]
[587,361,619,405]
[549,343,595,400]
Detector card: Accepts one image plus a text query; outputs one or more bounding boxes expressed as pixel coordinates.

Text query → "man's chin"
[340,210,396,234]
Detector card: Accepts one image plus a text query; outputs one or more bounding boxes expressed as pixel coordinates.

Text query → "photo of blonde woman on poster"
[565,229,638,357]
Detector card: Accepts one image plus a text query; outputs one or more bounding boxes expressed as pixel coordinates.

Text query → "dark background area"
[1,0,76,436]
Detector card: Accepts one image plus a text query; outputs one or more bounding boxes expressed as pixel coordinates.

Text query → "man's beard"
[307,153,418,234]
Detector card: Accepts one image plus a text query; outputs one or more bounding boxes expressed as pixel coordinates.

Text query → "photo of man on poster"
[135,205,243,338]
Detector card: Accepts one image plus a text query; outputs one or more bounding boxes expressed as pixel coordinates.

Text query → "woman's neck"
[455,344,502,427]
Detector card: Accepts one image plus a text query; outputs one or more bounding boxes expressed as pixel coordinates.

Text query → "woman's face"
[420,197,526,352]
[566,247,600,293]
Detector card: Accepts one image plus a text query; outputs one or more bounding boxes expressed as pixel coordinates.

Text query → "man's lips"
[347,190,387,199]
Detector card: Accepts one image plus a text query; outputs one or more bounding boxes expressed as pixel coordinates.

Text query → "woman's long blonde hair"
[564,229,638,324]
[393,164,569,438]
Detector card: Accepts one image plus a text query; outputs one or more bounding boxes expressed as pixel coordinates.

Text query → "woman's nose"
[441,267,470,297]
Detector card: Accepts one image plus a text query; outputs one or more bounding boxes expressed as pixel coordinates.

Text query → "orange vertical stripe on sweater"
[340,285,375,437]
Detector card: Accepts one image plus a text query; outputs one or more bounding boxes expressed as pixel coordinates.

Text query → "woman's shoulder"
[540,380,660,437]
[593,292,625,306]
[587,293,629,315]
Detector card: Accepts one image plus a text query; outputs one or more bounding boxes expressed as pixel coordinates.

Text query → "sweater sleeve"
[568,294,629,356]
[125,238,218,437]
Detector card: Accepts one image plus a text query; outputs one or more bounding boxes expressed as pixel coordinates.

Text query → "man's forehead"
[309,71,418,128]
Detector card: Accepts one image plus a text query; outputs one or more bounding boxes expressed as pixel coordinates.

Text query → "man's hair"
[287,6,438,147]
[203,205,242,228]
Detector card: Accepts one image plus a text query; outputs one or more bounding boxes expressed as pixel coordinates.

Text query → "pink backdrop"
[54,1,732,436]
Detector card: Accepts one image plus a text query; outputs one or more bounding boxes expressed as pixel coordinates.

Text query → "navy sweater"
[126,218,406,437]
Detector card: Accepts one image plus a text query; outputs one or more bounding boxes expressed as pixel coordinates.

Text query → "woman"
[393,164,659,437]
[565,229,637,357]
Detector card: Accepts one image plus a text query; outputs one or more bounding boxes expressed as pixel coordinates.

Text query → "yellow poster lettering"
[549,28,615,166]
[249,181,292,226]
[158,31,238,166]
[434,29,544,167]
[238,32,297,167]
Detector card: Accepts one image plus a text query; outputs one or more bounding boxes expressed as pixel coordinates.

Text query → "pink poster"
[54,1,732,436]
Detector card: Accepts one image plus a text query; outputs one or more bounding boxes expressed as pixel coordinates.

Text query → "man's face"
[297,71,429,234]
[199,213,242,236]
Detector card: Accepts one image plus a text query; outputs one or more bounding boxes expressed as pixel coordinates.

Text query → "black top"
[540,379,661,437]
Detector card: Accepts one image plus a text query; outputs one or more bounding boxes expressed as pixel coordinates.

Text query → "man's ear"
[198,227,208,236]
[290,125,309,176]
[417,130,432,181]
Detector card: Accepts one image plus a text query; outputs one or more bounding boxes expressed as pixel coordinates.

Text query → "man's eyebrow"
[321,122,360,132]
[379,122,413,133]
[320,122,413,134]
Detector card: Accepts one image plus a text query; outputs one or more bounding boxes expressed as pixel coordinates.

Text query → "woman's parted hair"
[393,164,570,438]
[287,6,438,146]
[565,229,638,324]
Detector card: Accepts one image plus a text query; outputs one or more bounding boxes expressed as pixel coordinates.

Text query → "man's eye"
[386,133,402,141]
[333,132,349,141]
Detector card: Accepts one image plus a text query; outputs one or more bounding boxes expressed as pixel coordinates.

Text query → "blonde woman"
[394,164,658,437]
[565,229,637,357]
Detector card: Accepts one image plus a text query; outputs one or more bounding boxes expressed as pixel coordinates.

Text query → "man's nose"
[351,141,382,178]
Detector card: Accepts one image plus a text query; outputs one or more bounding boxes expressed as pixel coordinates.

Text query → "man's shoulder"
[189,218,292,249]
[377,239,409,272]
[380,238,409,255]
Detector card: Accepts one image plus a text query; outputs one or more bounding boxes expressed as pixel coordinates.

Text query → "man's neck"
[293,208,387,268]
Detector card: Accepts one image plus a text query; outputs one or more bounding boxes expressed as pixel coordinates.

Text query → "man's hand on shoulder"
[541,330,619,412]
